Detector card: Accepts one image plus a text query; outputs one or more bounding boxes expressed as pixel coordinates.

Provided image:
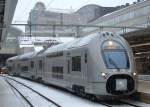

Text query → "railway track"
[5,77,61,107]
[119,100,141,107]
[5,79,34,107]
[3,75,149,107]
[96,100,143,107]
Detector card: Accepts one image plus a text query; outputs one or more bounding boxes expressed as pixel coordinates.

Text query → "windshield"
[103,50,129,69]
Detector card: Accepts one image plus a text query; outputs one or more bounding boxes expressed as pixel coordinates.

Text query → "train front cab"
[102,40,137,96]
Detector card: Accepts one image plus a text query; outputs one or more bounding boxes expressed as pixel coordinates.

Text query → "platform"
[138,80,150,94]
[138,75,150,94]
[0,76,28,107]
[138,76,150,103]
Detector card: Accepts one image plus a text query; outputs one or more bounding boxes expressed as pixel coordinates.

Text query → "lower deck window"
[21,66,28,72]
[31,61,34,68]
[72,56,81,72]
[52,66,63,79]
[39,60,43,70]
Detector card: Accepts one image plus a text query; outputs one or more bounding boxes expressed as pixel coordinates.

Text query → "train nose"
[106,74,135,95]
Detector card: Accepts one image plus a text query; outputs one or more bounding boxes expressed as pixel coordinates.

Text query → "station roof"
[0,0,5,40]
[0,0,18,43]
[124,27,150,56]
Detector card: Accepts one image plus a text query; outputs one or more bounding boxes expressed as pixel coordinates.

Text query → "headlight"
[108,41,113,46]
[133,72,136,76]
[101,72,106,77]
[101,72,109,79]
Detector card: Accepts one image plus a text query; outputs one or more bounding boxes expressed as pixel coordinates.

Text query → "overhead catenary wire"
[46,0,55,9]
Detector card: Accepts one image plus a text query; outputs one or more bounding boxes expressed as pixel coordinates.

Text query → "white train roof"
[18,51,39,60]
[7,51,40,61]
[44,33,99,54]
[7,55,20,61]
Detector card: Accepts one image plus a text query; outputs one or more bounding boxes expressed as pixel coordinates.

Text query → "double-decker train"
[6,32,137,99]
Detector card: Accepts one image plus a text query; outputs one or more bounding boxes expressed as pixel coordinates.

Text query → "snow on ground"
[7,79,56,107]
[0,76,30,107]
[9,76,106,107]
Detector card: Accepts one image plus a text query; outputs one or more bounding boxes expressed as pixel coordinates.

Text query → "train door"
[66,52,71,89]
[82,50,88,82]
[41,57,45,79]
[12,63,15,74]
[17,63,20,75]
[30,59,35,79]
[37,57,44,80]
[14,61,18,75]
[69,49,88,89]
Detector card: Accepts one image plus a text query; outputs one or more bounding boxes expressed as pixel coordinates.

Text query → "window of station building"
[31,61,34,68]
[52,66,63,79]
[72,56,81,72]
[39,60,43,70]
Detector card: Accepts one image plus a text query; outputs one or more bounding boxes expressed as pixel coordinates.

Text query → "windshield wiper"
[108,55,120,71]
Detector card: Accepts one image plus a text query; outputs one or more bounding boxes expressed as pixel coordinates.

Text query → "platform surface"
[138,80,150,94]
[0,76,27,107]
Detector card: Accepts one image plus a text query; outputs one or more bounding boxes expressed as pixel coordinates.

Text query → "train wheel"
[72,85,86,97]
[85,94,91,99]
[86,94,97,101]
[37,77,43,83]
[90,96,97,101]
[31,76,35,80]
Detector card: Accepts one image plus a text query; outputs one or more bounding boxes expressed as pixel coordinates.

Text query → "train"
[6,32,138,99]
[0,67,8,74]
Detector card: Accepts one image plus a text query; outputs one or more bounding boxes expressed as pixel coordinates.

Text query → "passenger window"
[47,52,63,58]
[84,53,87,63]
[39,60,42,70]
[31,61,34,68]
[52,66,63,79]
[72,56,81,72]
[21,66,28,72]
